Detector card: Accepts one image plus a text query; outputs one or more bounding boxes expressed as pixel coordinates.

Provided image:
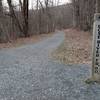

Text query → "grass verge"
[52,29,92,64]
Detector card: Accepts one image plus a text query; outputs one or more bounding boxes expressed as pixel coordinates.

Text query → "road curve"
[0,31,100,100]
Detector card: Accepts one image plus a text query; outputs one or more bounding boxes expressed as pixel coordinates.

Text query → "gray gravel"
[0,31,100,100]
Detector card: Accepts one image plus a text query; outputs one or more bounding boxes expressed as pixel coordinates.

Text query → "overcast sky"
[3,0,70,9]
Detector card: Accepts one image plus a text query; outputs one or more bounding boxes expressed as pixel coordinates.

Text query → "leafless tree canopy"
[0,0,72,42]
[1,0,100,42]
[72,0,100,31]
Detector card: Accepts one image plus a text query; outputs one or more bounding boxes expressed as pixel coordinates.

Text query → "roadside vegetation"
[52,29,92,64]
[0,0,72,43]
[0,33,53,49]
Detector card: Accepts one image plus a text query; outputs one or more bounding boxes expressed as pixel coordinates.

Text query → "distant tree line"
[0,0,72,42]
[72,0,100,31]
[72,0,95,31]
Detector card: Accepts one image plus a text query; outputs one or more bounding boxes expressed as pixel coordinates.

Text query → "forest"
[0,0,72,42]
[72,0,99,31]
[0,0,100,42]
[0,0,100,43]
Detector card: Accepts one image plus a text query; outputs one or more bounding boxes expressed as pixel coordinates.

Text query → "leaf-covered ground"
[52,29,92,64]
[0,33,53,49]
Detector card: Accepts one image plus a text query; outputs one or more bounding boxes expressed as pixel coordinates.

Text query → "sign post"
[92,13,100,80]
[86,13,100,83]
[91,13,100,82]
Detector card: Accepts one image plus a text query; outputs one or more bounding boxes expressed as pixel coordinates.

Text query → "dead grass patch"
[52,29,92,64]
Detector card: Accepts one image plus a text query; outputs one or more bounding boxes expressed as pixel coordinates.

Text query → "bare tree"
[0,0,73,42]
[7,0,23,35]
[72,0,96,31]
[0,0,3,12]
[0,0,3,41]
[96,0,100,13]
[22,0,29,37]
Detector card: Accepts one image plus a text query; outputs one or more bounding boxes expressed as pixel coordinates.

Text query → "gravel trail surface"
[0,31,100,100]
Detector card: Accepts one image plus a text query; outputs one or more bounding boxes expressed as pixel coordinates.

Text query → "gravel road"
[0,31,100,100]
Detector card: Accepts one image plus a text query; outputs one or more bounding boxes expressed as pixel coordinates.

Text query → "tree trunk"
[7,0,23,34]
[96,0,100,13]
[0,0,3,13]
[22,0,29,37]
[72,0,80,28]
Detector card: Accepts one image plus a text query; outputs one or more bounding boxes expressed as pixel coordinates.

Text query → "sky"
[3,0,71,9]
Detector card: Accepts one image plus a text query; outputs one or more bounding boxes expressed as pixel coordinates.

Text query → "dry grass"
[52,29,92,64]
[0,33,53,49]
